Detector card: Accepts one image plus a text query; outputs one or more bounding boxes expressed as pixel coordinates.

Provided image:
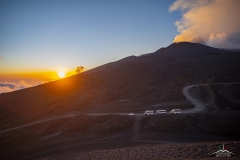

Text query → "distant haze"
[170,0,240,49]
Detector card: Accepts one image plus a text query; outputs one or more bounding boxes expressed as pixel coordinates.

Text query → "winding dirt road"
[182,84,208,113]
[183,82,240,113]
[1,82,239,134]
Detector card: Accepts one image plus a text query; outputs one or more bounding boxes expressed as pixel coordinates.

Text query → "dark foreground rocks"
[41,141,240,160]
[1,112,240,159]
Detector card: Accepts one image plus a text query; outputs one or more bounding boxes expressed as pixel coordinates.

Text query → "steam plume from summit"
[170,0,240,48]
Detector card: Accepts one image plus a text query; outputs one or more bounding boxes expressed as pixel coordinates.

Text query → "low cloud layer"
[170,0,240,48]
[0,80,35,94]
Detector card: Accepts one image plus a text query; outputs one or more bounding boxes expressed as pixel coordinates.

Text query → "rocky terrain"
[0,42,240,159]
[42,141,240,160]
[1,113,240,159]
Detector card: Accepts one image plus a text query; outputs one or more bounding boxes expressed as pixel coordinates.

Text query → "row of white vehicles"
[144,109,181,115]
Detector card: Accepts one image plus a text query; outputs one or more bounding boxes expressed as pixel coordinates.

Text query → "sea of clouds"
[0,80,41,94]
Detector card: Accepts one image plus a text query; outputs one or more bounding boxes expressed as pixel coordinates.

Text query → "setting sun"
[57,71,66,78]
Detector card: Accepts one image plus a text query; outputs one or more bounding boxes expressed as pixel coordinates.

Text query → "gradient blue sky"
[0,0,180,75]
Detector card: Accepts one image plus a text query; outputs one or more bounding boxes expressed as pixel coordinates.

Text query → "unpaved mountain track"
[182,84,208,113]
[183,82,240,113]
[1,82,239,133]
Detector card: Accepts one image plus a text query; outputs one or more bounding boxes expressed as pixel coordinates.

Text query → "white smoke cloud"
[0,80,35,94]
[170,0,240,48]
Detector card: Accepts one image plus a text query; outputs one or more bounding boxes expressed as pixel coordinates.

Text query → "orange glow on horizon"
[0,70,77,82]
[0,66,88,85]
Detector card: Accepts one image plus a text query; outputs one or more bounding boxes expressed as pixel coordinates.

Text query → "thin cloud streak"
[170,0,240,48]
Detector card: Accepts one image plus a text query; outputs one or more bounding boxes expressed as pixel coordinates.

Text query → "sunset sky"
[0,0,179,75]
[0,0,240,93]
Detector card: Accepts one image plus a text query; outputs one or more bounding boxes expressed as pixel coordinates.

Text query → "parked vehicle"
[170,109,181,114]
[144,110,154,115]
[156,110,166,114]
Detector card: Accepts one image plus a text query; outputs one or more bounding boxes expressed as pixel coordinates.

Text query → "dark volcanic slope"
[1,42,240,127]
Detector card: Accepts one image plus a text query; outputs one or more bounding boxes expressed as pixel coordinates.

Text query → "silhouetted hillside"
[1,42,240,127]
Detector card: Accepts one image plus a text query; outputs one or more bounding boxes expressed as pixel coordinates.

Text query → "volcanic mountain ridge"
[0,42,240,126]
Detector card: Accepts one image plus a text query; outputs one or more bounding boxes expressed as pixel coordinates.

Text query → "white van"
[170,109,181,114]
[156,110,166,114]
[144,110,154,115]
